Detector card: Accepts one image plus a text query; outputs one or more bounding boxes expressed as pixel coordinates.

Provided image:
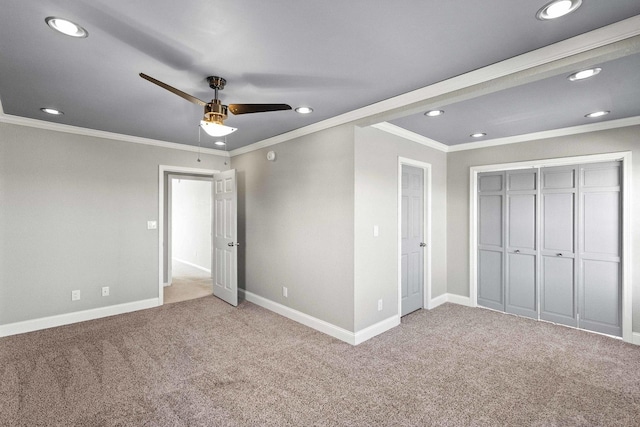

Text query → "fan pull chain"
[197,126,202,162]
[224,135,228,165]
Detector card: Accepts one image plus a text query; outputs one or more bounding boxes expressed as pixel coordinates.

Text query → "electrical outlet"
[378,299,383,311]
[72,290,81,301]
[373,225,379,237]
[102,286,110,296]
[147,220,157,230]
[282,286,288,298]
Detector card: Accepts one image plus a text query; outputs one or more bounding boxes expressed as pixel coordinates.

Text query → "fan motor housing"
[204,99,228,123]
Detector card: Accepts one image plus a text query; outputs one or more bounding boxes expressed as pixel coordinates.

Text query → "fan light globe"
[200,120,237,137]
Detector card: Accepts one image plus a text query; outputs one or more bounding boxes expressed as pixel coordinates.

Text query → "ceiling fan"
[140,73,291,137]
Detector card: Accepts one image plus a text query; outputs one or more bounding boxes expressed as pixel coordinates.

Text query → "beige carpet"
[1,300,639,426]
[164,278,212,304]
[165,260,212,304]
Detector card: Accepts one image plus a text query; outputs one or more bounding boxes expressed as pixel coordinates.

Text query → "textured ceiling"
[1,1,639,151]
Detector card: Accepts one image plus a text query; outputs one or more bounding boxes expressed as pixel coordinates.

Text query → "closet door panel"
[541,256,576,325]
[478,249,504,311]
[540,166,577,326]
[578,161,622,337]
[504,170,537,319]
[583,192,620,256]
[507,253,536,315]
[477,172,505,312]
[479,195,503,247]
[580,260,620,335]
[542,193,574,252]
[508,194,535,250]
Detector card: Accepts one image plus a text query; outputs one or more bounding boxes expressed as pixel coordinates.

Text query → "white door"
[401,165,424,316]
[213,169,238,306]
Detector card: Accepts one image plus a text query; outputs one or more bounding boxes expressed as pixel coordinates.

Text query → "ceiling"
[1,1,639,152]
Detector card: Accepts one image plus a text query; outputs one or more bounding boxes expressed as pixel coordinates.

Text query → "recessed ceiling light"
[45,17,88,38]
[40,108,64,115]
[568,68,602,81]
[295,106,313,114]
[536,0,582,20]
[214,141,226,146]
[424,110,444,117]
[470,133,486,138]
[585,110,610,118]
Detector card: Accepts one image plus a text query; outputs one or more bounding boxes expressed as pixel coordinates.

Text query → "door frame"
[158,165,218,306]
[397,157,432,317]
[468,151,633,342]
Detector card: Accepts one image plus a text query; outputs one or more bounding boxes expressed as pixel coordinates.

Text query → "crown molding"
[230,15,640,157]
[0,103,229,158]
[446,116,640,152]
[371,122,449,152]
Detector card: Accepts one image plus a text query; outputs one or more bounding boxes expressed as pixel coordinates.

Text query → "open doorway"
[158,165,218,306]
[165,175,213,304]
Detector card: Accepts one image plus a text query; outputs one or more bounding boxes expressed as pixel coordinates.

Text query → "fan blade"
[228,104,292,115]
[139,73,206,107]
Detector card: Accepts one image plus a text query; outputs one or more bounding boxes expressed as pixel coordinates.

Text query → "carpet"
[0,298,638,426]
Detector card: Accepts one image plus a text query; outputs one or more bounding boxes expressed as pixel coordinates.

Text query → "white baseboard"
[428,293,473,309]
[354,315,400,345]
[173,258,211,274]
[446,294,473,307]
[0,298,159,338]
[240,289,357,344]
[240,289,401,345]
[633,332,640,346]
[428,293,448,309]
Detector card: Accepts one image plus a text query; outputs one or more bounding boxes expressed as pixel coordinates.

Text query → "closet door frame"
[469,151,632,343]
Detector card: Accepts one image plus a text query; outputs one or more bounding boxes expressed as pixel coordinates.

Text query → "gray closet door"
[540,166,578,327]
[505,170,537,319]
[578,162,622,337]
[401,165,424,316]
[477,172,505,312]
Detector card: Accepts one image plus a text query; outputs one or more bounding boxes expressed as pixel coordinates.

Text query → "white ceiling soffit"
[230,15,640,157]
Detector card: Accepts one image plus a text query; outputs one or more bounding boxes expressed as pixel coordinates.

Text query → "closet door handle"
[556,253,563,257]
[514,249,520,254]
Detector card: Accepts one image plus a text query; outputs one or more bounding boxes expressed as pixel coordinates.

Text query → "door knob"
[514,249,520,254]
[556,253,563,257]
[228,242,234,247]
[419,242,426,247]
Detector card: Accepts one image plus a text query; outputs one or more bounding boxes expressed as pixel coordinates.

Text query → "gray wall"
[354,126,448,331]
[231,125,355,331]
[0,123,228,325]
[446,125,640,332]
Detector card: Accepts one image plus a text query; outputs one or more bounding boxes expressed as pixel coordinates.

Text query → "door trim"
[158,165,218,306]
[469,151,632,342]
[398,157,432,317]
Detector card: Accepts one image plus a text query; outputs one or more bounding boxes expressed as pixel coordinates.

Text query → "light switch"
[147,221,157,230]
[373,225,379,237]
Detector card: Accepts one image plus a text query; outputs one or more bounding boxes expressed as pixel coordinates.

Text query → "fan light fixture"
[425,110,444,117]
[200,120,237,137]
[568,68,602,81]
[45,17,88,38]
[536,0,582,20]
